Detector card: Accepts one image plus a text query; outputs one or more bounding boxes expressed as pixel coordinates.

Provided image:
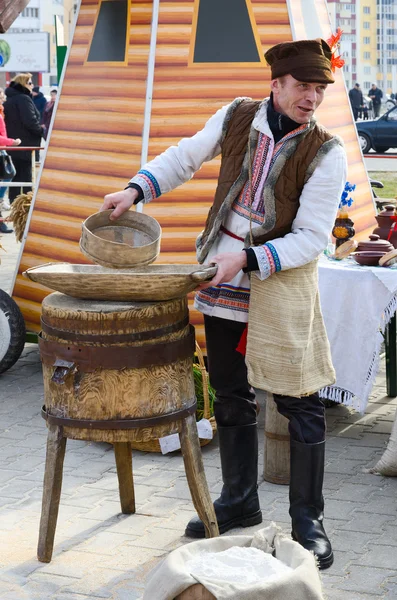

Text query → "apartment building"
[376,0,397,94]
[328,0,396,96]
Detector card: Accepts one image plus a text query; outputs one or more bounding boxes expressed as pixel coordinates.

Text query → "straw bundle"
[7,192,32,242]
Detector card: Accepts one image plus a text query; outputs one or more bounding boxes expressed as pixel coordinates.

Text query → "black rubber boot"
[289,440,334,570]
[185,423,262,538]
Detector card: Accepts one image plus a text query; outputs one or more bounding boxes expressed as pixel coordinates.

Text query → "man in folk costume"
[102,37,347,569]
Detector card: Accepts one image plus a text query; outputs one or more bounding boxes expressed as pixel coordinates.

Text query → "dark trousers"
[9,159,32,203]
[204,315,326,443]
[352,106,360,121]
[373,103,381,118]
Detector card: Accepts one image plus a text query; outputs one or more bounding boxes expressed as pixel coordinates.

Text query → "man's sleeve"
[248,143,348,280]
[128,103,230,203]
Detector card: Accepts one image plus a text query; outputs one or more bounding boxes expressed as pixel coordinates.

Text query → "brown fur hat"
[265,39,335,84]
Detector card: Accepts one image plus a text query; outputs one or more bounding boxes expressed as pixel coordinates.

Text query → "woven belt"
[220,225,245,242]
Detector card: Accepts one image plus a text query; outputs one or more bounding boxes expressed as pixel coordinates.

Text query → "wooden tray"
[23,263,218,301]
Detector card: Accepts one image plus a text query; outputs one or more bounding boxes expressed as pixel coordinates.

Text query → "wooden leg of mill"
[264,393,290,485]
[114,442,135,514]
[180,413,219,538]
[37,425,67,563]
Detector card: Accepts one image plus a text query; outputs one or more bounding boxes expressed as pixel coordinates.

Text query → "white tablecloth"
[318,255,397,413]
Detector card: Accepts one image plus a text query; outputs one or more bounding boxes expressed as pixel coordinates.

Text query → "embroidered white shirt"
[129,100,348,323]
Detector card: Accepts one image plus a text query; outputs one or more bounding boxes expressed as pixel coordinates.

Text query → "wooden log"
[64,65,149,81]
[44,148,141,179]
[37,425,67,563]
[23,233,90,264]
[28,211,83,241]
[49,130,143,154]
[54,110,145,136]
[263,393,290,485]
[39,169,127,197]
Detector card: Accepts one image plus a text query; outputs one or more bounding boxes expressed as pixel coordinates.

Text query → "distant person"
[3,73,44,204]
[368,83,383,118]
[32,86,47,122]
[42,89,57,141]
[0,87,21,232]
[348,83,364,121]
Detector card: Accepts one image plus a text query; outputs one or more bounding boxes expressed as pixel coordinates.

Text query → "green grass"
[368,171,397,200]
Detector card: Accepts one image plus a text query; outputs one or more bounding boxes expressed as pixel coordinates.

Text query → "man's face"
[371,85,376,90]
[271,74,327,124]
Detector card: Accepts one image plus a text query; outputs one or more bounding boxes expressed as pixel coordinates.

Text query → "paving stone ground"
[1,229,397,599]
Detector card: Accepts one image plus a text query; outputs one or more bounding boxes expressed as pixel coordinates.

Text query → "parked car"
[356,104,397,153]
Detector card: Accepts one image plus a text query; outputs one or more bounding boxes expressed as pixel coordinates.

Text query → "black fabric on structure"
[125,183,144,203]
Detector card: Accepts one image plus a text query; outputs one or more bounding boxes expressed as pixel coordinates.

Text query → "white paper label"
[159,433,181,454]
[197,418,213,440]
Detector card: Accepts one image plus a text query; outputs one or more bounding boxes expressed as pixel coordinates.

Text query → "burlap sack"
[246,260,335,397]
[143,524,324,600]
[369,406,397,476]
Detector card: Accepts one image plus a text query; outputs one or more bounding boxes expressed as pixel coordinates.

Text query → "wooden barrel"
[39,292,196,443]
[263,393,290,485]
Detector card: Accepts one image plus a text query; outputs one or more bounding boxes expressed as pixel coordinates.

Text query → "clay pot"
[356,234,394,253]
[373,205,397,248]
[352,251,386,266]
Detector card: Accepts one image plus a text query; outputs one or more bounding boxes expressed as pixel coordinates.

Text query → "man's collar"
[267,94,302,142]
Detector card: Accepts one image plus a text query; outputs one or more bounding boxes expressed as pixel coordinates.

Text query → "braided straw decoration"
[7,192,32,242]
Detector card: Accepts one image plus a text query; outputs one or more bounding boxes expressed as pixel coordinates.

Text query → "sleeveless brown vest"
[196,98,341,263]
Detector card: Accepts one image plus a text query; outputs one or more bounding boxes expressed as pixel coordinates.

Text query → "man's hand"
[12,138,21,146]
[101,188,138,220]
[199,251,247,290]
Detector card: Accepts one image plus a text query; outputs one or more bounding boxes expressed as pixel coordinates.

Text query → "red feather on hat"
[327,28,345,72]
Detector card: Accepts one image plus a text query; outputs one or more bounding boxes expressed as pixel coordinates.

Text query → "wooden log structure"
[37,291,219,562]
[263,393,290,485]
[13,0,376,349]
[0,0,29,32]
